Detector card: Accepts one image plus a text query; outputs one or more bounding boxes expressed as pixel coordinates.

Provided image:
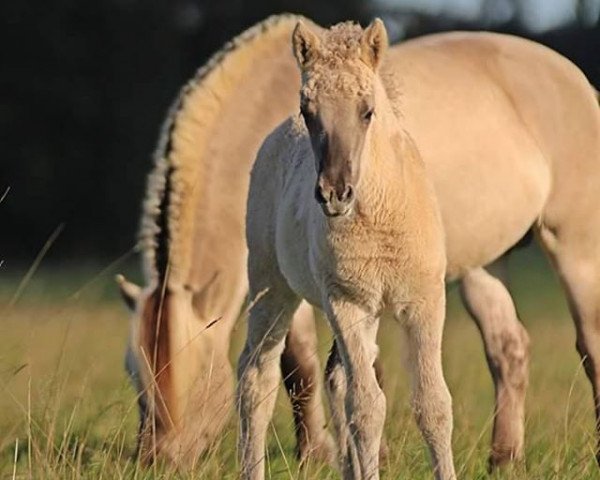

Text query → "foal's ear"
[361,18,388,71]
[116,274,141,311]
[292,21,321,69]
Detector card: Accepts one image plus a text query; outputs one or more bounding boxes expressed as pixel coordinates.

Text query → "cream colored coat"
[119,14,600,471]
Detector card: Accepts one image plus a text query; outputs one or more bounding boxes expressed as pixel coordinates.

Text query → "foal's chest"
[320,220,424,309]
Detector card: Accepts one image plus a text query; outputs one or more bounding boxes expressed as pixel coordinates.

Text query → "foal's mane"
[139,14,307,287]
[301,21,401,115]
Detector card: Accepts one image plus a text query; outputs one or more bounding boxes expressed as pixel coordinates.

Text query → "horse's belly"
[408,112,551,280]
[399,79,552,280]
[430,145,551,280]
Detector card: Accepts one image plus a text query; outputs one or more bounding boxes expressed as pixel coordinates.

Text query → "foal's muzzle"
[315,181,355,217]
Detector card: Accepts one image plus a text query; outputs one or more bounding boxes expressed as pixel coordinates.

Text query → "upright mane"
[298,21,401,115]
[313,22,364,67]
[139,14,309,287]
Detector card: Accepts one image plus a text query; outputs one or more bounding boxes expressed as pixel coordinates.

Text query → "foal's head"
[292,19,389,217]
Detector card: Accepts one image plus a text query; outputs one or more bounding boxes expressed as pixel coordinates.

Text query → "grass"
[1,246,599,478]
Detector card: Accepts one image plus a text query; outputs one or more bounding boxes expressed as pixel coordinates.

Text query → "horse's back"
[385,31,600,278]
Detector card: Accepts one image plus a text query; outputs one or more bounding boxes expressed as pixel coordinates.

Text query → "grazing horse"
[238,20,455,480]
[116,15,334,467]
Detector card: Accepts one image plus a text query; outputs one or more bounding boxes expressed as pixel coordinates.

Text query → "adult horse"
[117,13,600,471]
[117,15,334,467]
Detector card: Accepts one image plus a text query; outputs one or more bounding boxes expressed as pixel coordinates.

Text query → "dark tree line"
[1,0,598,268]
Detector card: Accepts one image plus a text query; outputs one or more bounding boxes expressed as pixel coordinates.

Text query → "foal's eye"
[363,108,374,124]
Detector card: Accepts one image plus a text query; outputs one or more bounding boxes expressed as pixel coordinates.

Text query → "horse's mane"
[139,14,307,287]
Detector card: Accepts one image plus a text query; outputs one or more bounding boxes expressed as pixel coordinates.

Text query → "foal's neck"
[353,112,415,224]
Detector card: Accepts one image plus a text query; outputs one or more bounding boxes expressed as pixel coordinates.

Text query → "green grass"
[1,246,599,478]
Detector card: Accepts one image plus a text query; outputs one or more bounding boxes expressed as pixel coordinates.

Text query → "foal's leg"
[237,283,300,480]
[324,341,387,468]
[538,221,600,463]
[324,340,349,467]
[401,290,455,480]
[325,299,384,480]
[459,258,530,468]
[281,301,335,463]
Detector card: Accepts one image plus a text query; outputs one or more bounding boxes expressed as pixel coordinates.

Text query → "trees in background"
[1,0,598,264]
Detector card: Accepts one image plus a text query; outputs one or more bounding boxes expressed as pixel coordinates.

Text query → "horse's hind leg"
[538,218,600,463]
[281,301,335,464]
[459,257,530,469]
[237,278,300,480]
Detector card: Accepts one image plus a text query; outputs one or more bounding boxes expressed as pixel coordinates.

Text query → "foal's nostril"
[315,185,332,205]
[337,185,354,203]
[344,185,353,202]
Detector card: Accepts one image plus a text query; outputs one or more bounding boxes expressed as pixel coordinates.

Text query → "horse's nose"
[315,183,333,205]
[315,182,354,205]
[337,184,353,203]
[315,180,355,216]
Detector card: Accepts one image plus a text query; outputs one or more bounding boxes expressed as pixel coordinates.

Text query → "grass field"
[1,246,600,479]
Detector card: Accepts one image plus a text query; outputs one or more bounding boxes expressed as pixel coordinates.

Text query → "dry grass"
[1,247,599,478]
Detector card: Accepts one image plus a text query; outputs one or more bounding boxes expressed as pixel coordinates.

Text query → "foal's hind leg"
[237,281,300,480]
[538,220,600,463]
[459,258,530,469]
[281,301,335,464]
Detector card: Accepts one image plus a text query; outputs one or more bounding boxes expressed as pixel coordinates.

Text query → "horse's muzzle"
[315,182,355,217]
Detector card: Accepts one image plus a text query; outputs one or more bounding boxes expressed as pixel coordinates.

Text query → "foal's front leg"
[325,298,385,480]
[400,289,456,480]
[325,341,387,469]
[237,287,300,480]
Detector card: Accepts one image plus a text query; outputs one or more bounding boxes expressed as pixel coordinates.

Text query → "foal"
[238,20,455,480]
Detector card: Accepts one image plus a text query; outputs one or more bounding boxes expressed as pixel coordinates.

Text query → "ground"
[1,246,598,479]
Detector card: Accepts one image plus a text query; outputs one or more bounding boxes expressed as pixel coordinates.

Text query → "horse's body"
[388,31,592,279]
[118,14,600,472]
[383,32,600,466]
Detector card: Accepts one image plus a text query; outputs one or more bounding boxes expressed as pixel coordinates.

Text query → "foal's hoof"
[488,447,522,472]
[299,435,337,467]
